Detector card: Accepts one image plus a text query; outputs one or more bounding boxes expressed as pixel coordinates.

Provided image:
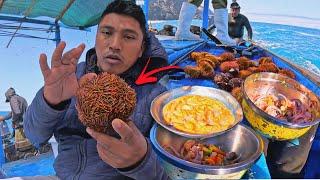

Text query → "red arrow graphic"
[135,58,182,85]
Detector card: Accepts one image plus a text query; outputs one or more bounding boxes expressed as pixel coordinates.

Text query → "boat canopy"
[0,0,113,28]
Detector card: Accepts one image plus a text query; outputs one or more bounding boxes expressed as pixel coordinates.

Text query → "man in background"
[0,88,27,138]
[0,87,33,152]
[228,1,253,43]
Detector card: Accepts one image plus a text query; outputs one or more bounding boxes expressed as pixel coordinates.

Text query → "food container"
[242,72,320,140]
[150,124,263,179]
[151,86,243,138]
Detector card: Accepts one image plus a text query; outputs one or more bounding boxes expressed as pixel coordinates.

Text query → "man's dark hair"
[100,0,147,42]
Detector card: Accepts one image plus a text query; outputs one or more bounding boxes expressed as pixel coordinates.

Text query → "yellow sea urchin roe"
[162,95,235,134]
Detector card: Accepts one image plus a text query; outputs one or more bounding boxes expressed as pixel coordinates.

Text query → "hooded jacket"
[24,32,171,180]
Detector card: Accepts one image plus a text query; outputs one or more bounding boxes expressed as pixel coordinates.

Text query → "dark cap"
[5,87,15,102]
[230,2,240,9]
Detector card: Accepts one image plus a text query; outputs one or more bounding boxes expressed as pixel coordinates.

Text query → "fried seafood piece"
[204,54,221,65]
[258,63,279,73]
[200,69,215,79]
[197,58,216,69]
[231,87,243,103]
[247,67,260,73]
[218,52,235,62]
[184,66,202,78]
[219,61,239,73]
[198,60,214,72]
[278,68,296,79]
[258,57,273,65]
[237,57,256,70]
[238,70,253,79]
[190,52,208,61]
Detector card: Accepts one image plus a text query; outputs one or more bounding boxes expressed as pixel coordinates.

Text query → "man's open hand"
[40,41,85,105]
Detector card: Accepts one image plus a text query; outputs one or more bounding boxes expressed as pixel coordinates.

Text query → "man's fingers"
[73,43,86,59]
[39,54,50,78]
[51,41,66,67]
[61,43,86,65]
[87,128,123,146]
[111,119,135,144]
[61,48,75,65]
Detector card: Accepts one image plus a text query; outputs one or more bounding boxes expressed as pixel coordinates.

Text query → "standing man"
[175,0,236,46]
[0,87,32,151]
[228,1,253,43]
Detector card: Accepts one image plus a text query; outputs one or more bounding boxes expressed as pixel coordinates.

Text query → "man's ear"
[139,41,145,58]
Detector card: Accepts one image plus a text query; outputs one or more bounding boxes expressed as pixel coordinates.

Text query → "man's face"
[95,13,145,74]
[231,8,240,17]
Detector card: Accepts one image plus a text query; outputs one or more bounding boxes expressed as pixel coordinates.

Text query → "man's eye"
[101,30,111,35]
[125,35,135,40]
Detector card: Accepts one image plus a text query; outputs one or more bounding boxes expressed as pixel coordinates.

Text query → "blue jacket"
[24,33,170,180]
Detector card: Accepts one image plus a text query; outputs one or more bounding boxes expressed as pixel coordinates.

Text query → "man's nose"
[109,35,121,51]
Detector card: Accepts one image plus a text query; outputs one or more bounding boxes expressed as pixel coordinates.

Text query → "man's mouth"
[104,54,122,64]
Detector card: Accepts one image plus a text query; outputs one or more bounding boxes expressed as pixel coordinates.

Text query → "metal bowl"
[242,72,320,140]
[150,86,243,138]
[150,124,263,179]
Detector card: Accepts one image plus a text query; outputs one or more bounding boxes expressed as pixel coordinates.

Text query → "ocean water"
[0,111,13,134]
[149,20,320,76]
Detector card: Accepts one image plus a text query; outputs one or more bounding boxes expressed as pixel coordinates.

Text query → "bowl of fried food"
[150,86,243,138]
[242,72,320,140]
[150,124,263,179]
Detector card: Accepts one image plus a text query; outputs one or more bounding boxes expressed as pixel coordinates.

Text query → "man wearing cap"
[228,1,253,43]
[0,87,30,150]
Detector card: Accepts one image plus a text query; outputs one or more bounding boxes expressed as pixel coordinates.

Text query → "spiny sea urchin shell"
[76,72,136,134]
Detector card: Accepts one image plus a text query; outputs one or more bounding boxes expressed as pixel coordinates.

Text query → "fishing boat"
[0,0,319,179]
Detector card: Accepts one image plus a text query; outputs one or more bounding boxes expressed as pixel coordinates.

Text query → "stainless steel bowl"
[150,124,263,179]
[150,86,243,138]
[242,72,320,140]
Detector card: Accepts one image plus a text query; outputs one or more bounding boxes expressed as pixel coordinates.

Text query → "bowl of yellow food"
[242,72,320,140]
[150,86,243,138]
[150,124,263,179]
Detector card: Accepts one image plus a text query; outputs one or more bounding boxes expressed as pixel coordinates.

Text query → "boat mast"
[201,0,209,39]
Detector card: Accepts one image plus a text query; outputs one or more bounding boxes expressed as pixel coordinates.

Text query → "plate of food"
[150,86,243,138]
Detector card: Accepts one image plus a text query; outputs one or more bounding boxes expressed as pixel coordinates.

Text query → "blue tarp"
[1,152,55,177]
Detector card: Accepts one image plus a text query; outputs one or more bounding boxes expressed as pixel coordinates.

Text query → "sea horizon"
[149,13,320,30]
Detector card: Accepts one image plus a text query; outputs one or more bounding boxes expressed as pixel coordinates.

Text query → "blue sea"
[0,111,13,134]
[150,20,320,76]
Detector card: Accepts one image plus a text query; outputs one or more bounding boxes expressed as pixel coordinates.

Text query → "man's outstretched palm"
[39,42,85,105]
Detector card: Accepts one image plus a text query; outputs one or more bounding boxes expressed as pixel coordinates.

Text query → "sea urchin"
[76,72,136,135]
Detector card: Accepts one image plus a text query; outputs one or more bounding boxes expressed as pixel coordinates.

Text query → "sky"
[0,0,320,111]
[238,0,319,19]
